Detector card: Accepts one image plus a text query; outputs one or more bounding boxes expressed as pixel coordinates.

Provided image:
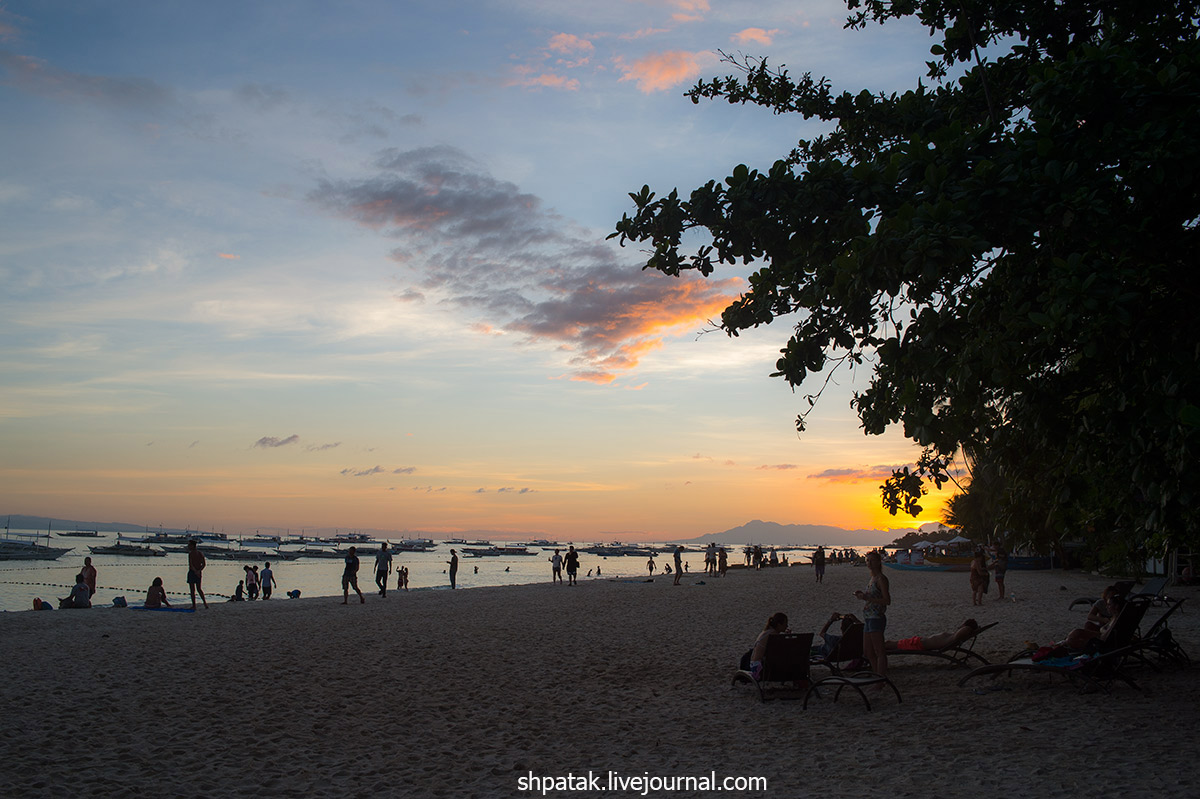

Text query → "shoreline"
[2,564,1196,797]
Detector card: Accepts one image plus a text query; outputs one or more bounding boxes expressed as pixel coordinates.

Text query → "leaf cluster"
[611,0,1200,553]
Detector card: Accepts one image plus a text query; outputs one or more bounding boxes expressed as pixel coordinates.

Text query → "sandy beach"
[1,563,1196,798]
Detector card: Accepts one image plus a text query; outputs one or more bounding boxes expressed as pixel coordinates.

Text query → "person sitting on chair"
[886,619,980,651]
[1064,595,1125,650]
[746,612,790,680]
[812,612,861,657]
[1084,585,1121,631]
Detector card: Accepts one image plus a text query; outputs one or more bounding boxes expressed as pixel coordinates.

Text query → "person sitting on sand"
[813,612,861,657]
[886,619,980,651]
[747,612,790,680]
[144,577,170,609]
[59,574,92,609]
[231,580,245,601]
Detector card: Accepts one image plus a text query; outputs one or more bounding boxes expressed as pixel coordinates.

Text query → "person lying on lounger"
[886,619,980,651]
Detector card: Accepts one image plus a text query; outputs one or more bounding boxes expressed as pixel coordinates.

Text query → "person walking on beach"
[375,542,392,598]
[813,546,826,583]
[564,545,580,586]
[261,561,276,599]
[647,556,656,576]
[81,556,97,598]
[342,546,365,604]
[186,539,208,610]
[854,550,891,679]
[397,565,408,592]
[673,546,683,586]
[550,549,563,584]
[447,549,459,589]
[718,547,728,576]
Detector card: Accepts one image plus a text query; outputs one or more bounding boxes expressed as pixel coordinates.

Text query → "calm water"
[0,531,844,612]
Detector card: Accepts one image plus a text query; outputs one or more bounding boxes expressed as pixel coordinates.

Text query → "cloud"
[497,487,535,494]
[393,466,416,474]
[341,465,386,476]
[217,253,240,260]
[253,434,300,449]
[732,28,781,46]
[0,51,172,110]
[756,463,799,471]
[807,465,905,483]
[306,442,342,452]
[507,65,580,91]
[615,50,711,93]
[309,146,741,383]
[547,33,595,55]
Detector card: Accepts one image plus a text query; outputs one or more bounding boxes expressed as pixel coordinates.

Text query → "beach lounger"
[888,622,998,667]
[802,671,902,712]
[1127,598,1190,669]
[960,596,1151,693]
[731,632,814,701]
[810,622,867,676]
[1068,579,1135,611]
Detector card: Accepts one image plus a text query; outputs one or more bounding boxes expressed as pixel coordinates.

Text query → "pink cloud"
[547,33,594,54]
[616,51,711,93]
[732,27,781,46]
[217,252,240,260]
[507,65,580,91]
[807,465,905,483]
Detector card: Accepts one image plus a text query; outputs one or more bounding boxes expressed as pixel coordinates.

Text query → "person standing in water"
[447,549,459,589]
[81,556,98,598]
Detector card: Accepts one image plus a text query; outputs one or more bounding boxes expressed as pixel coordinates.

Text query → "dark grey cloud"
[341,465,386,476]
[253,434,300,449]
[306,442,342,452]
[309,146,739,382]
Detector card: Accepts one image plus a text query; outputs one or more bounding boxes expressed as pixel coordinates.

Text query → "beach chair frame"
[731,632,814,701]
[959,596,1151,694]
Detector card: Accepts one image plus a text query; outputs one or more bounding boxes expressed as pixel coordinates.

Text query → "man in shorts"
[564,545,580,586]
[374,542,392,598]
[550,549,563,584]
[187,539,208,609]
[343,546,365,604]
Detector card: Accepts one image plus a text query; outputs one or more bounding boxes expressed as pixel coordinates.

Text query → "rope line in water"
[0,580,228,599]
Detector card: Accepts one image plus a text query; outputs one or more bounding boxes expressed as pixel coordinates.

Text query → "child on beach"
[144,577,170,609]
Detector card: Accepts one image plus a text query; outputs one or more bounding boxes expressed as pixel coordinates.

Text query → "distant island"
[4,513,946,547]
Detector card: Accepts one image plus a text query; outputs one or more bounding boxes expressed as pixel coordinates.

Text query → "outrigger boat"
[89,536,166,557]
[0,527,72,561]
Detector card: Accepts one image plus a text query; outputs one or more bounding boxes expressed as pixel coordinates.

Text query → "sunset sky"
[0,1,954,540]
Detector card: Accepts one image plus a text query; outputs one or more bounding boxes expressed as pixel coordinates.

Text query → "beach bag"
[112,596,127,608]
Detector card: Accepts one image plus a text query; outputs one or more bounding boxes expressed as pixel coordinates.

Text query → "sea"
[0,530,867,613]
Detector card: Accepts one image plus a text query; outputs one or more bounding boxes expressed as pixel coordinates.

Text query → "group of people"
[55,556,98,609]
[341,543,411,604]
[548,546,582,585]
[230,562,277,601]
[969,544,1009,605]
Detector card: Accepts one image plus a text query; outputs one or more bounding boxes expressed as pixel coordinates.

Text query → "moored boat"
[1,530,72,561]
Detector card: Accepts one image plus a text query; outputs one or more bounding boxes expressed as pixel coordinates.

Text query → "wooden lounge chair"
[960,596,1151,693]
[887,622,998,667]
[731,632,814,701]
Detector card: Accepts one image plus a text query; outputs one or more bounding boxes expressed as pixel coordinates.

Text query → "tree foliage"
[612,1,1200,557]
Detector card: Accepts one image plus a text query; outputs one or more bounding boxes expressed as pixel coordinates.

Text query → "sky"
[0,0,955,540]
